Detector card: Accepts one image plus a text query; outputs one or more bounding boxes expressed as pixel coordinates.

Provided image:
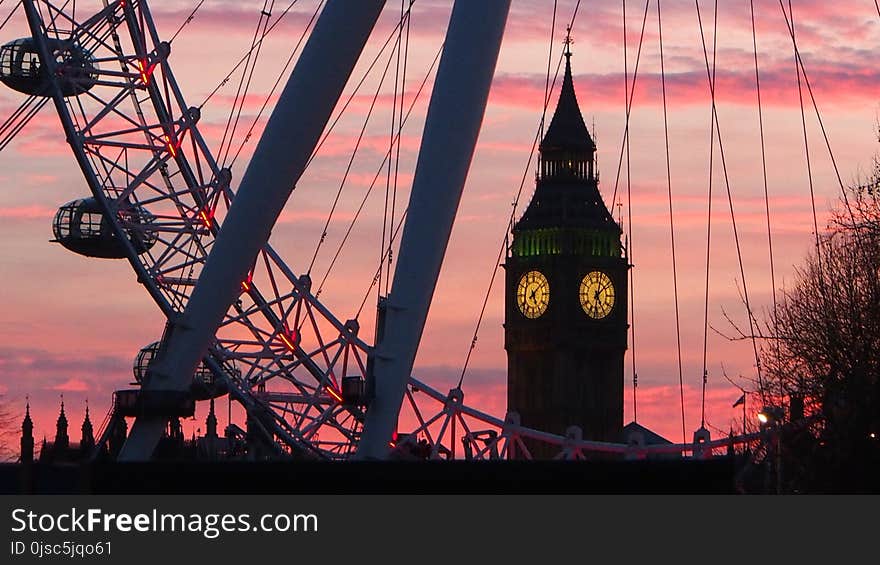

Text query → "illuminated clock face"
[517,270,550,319]
[580,271,615,319]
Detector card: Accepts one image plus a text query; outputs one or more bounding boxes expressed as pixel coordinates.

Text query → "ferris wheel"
[0,0,761,462]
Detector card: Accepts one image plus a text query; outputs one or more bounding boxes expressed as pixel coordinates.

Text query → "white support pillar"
[119,0,387,461]
[355,0,511,460]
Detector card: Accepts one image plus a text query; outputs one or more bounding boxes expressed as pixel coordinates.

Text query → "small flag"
[732,393,746,408]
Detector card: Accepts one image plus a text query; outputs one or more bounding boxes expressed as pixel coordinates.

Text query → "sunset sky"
[1,0,879,449]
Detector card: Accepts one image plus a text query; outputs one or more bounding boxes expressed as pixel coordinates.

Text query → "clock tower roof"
[539,47,595,155]
[514,45,619,235]
[515,179,618,232]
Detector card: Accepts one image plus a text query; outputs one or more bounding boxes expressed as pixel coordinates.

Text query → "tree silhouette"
[754,155,880,492]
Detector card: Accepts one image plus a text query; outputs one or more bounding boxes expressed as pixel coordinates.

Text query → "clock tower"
[505,44,628,458]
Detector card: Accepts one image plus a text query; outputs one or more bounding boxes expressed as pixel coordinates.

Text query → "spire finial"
[564,25,573,58]
[23,394,33,431]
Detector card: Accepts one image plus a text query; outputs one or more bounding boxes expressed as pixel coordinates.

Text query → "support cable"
[699,0,718,430]
[318,43,445,303]
[457,1,583,390]
[777,0,855,226]
[657,0,686,445]
[380,0,412,300]
[358,210,408,318]
[750,0,781,399]
[0,95,49,152]
[306,6,417,172]
[305,14,413,275]
[540,0,558,141]
[623,0,639,423]
[0,1,21,32]
[610,0,651,210]
[384,0,413,297]
[200,0,304,109]
[787,0,823,276]
[695,0,765,399]
[227,0,322,167]
[169,0,206,44]
[305,20,400,276]
[218,0,274,166]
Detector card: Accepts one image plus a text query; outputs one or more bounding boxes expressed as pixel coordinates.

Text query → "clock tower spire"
[505,43,628,458]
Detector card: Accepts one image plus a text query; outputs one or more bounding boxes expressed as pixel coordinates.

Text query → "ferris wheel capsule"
[52,197,157,259]
[0,37,97,97]
[133,341,233,400]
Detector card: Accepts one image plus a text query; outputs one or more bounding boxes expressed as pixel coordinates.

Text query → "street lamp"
[758,406,784,426]
[757,406,785,494]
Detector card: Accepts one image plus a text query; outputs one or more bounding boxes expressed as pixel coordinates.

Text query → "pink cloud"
[0,205,56,220]
[51,378,90,393]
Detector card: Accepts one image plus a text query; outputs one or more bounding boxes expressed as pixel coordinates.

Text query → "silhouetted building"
[38,399,82,464]
[195,398,232,460]
[622,422,677,460]
[80,403,95,456]
[55,399,69,451]
[20,401,33,464]
[206,398,218,440]
[505,41,628,458]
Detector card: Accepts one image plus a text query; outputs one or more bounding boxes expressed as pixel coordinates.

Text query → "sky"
[1,0,878,451]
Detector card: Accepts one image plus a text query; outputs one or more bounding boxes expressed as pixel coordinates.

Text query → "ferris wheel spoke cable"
[609,0,650,210]
[0,1,21,32]
[380,0,413,299]
[657,0,687,445]
[199,0,306,109]
[778,0,855,227]
[622,0,640,424]
[356,208,407,318]
[46,0,69,32]
[699,0,718,431]
[305,6,417,176]
[217,0,275,166]
[378,4,403,299]
[389,0,414,291]
[457,0,561,390]
[785,0,823,281]
[700,0,718,425]
[169,0,205,44]
[283,3,418,297]
[53,1,85,37]
[750,0,781,407]
[314,40,443,303]
[223,4,422,308]
[225,0,324,169]
[305,25,399,277]
[0,95,47,151]
[457,0,583,390]
[539,0,557,139]
[695,0,765,398]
